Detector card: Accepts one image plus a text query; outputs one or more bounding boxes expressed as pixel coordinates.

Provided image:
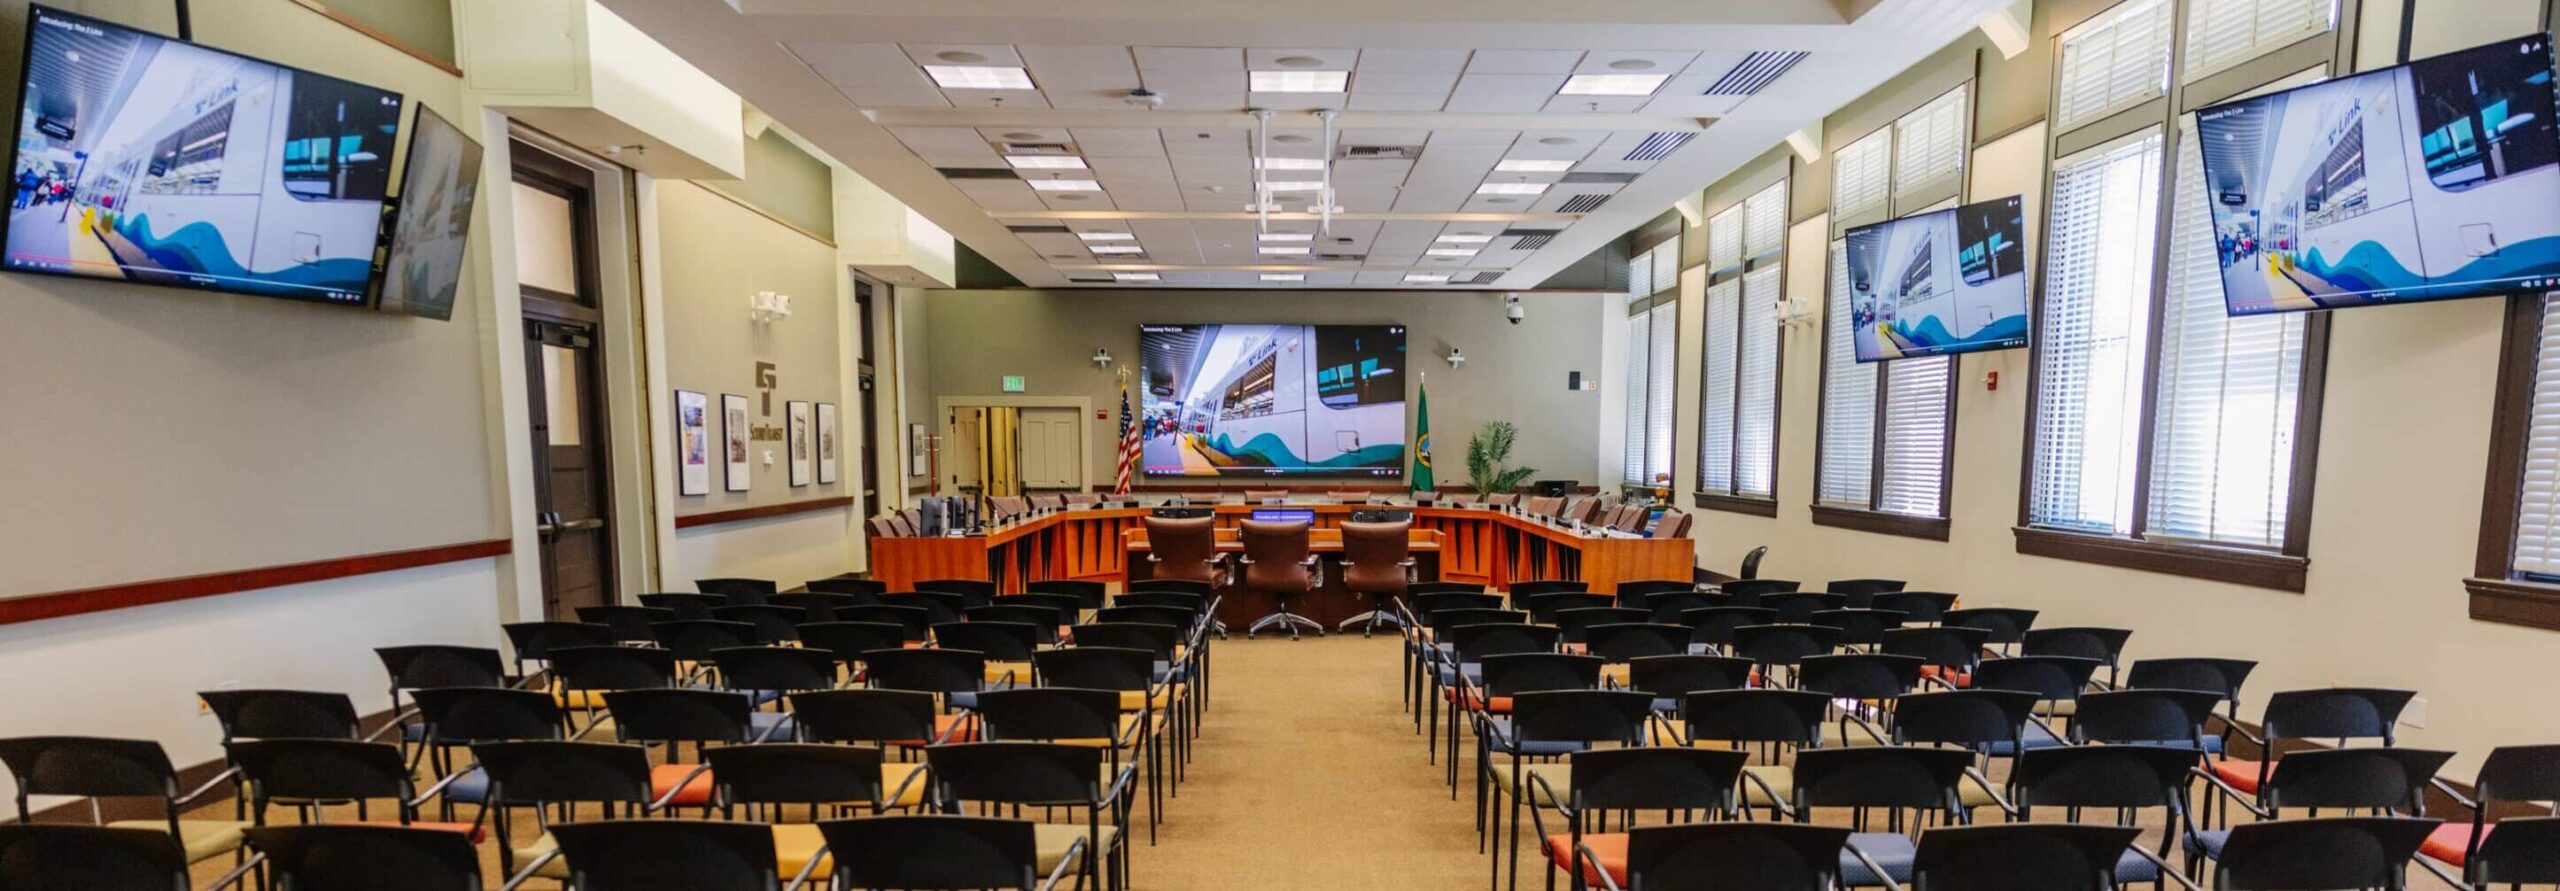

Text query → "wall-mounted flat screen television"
[373,104,482,320]
[2197,34,2560,315]
[1138,323,1407,477]
[1846,195,2031,362]
[1,5,403,305]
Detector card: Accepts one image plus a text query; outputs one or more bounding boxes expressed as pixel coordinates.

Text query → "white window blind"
[2146,121,2308,547]
[1735,264,1783,497]
[1877,357,1952,515]
[2184,0,2335,82]
[1653,236,1682,289]
[2511,294,2560,577]
[1832,131,1892,225]
[2029,131,2164,533]
[1627,250,1655,299]
[2056,0,2173,131]
[1644,301,1678,487]
[1700,277,1741,493]
[1818,242,1876,505]
[1708,206,1745,270]
[1892,87,1970,207]
[1622,305,1654,486]
[1744,184,1787,256]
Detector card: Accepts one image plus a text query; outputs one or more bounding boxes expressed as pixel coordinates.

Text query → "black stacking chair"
[1999,744,2201,888]
[2189,747,2453,863]
[406,687,575,813]
[1908,824,2145,891]
[1675,689,1829,817]
[1642,592,1714,625]
[501,622,617,676]
[918,578,998,608]
[771,592,868,623]
[1523,592,1617,624]
[376,645,513,740]
[1781,746,1978,888]
[839,604,934,642]
[225,739,477,839]
[650,620,761,671]
[926,743,1134,891]
[1824,578,1907,607]
[0,825,194,891]
[548,645,679,719]
[787,689,962,801]
[1765,592,1848,625]
[797,622,911,669]
[1679,606,1777,656]
[1585,623,1685,664]
[2202,817,2441,891]
[1508,579,1589,609]
[1941,607,2038,655]
[1881,626,1992,689]
[2206,688,2417,805]
[939,622,1043,669]
[1810,609,1908,652]
[1456,654,1604,794]
[575,606,680,645]
[695,577,778,604]
[992,595,1084,633]
[239,824,484,891]
[1795,654,1923,746]
[1873,591,1960,625]
[200,689,367,745]
[463,741,656,878]
[1432,624,1563,765]
[2021,627,2135,688]
[709,646,841,721]
[1581,822,1855,891]
[1624,654,1755,714]
[1717,578,1800,604]
[1482,690,1657,889]
[972,687,1158,843]
[2068,688,2224,751]
[966,608,1063,645]
[601,689,780,814]
[705,741,912,822]
[1731,624,1841,681]
[814,815,1076,891]
[1554,608,1648,646]
[866,647,1003,716]
[1092,605,1194,630]
[1518,747,1752,891]
[710,605,807,645]
[1612,579,1694,611]
[2420,744,2560,888]
[1885,690,2044,813]
[1970,656,2103,743]
[639,592,726,619]
[513,818,794,890]
[0,737,246,869]
[804,577,889,599]
[1031,579,1110,611]
[883,591,969,625]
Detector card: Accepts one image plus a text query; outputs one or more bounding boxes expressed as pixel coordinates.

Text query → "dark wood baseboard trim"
[2465,576,2560,632]
[677,496,858,529]
[1692,492,1780,517]
[2012,526,2307,593]
[0,539,511,627]
[1809,505,1950,541]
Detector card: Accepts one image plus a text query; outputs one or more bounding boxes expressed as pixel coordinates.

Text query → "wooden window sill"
[1693,492,1780,517]
[2464,577,2560,632]
[2012,526,2307,592]
[1810,504,1949,541]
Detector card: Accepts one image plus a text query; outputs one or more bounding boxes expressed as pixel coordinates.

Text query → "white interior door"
[1018,407,1081,490]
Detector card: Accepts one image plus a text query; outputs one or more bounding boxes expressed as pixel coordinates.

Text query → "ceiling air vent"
[999,142,1076,155]
[1509,234,1555,249]
[1006,224,1073,234]
[1705,51,1809,96]
[1557,194,1610,214]
[1340,145,1423,160]
[939,168,1020,179]
[1559,171,1639,185]
[1315,252,1367,262]
[1066,275,1117,283]
[1621,132,1695,162]
[1459,271,1504,285]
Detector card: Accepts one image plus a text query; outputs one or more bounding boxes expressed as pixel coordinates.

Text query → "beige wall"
[655,179,856,584]
[1677,0,2559,773]
[919,288,1611,490]
[0,0,508,804]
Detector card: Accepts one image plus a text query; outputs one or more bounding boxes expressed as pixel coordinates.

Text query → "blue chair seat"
[1435,664,1484,687]
[1482,718,1585,757]
[402,723,428,743]
[2188,829,2230,861]
[1840,832,1916,886]
[440,770,491,805]
[2114,847,2162,883]
[749,712,795,738]
[1985,722,2069,756]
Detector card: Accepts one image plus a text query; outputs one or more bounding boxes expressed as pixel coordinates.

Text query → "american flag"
[1114,368,1141,494]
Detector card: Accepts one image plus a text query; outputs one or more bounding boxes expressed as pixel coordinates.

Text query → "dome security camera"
[1505,294,1525,325]
[1124,88,1165,108]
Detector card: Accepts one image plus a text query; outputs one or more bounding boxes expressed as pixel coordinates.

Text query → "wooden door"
[514,141,616,620]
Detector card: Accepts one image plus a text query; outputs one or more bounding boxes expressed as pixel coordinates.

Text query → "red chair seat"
[891,713,979,747]
[2210,759,2268,794]
[2420,821,2486,867]
[1443,688,1513,712]
[1918,665,1973,688]
[1541,832,1627,885]
[650,764,715,807]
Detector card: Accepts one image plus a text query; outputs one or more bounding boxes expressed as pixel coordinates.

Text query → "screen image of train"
[1845,195,2031,362]
[2,5,403,304]
[1138,323,1407,477]
[2197,34,2560,314]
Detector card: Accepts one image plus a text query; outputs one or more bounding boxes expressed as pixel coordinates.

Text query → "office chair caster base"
[1246,611,1326,639]
[1337,610,1405,638]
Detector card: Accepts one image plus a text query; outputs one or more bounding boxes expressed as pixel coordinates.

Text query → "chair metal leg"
[1337,609,1405,637]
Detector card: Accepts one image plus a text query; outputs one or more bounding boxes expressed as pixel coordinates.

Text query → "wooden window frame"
[2468,293,2560,630]
[1695,181,1790,517]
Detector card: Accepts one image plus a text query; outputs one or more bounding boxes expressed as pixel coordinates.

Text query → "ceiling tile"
[830,85,952,108]
[1346,93,1447,112]
[788,43,925,86]
[940,89,1051,108]
[899,44,1025,67]
[1070,129,1167,157]
[1244,48,1359,70]
[1504,130,1607,161]
[1340,128,1432,147]
[1356,48,1473,73]
[1465,49,1586,74]
[976,126,1072,145]
[1445,73,1569,113]
[1134,46,1244,71]
[1020,45,1137,77]
[1107,190,1189,211]
[1153,89,1247,110]
[1573,50,1700,75]
[953,179,1046,211]
[1347,70,1460,94]
[1542,94,1654,113]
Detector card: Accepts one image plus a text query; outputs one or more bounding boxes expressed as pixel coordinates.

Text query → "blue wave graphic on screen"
[2296,241,2429,294]
[2294,236,2560,301]
[115,213,373,294]
[1886,314,2029,355]
[1205,431,1404,470]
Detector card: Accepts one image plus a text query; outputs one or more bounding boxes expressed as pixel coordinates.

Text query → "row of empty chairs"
[0,573,1230,890]
[1388,574,2559,891]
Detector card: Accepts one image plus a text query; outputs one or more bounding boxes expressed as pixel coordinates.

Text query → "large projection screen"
[1138,323,1407,478]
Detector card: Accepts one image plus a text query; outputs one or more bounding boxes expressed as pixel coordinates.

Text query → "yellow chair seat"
[1959,771,2004,809]
[1117,685,1182,711]
[554,689,611,709]
[1741,765,1793,807]
[510,832,574,880]
[883,762,930,807]
[772,824,834,876]
[1598,664,1631,687]
[1820,723,1890,747]
[1033,823,1121,872]
[1487,761,1572,807]
[1059,713,1161,749]
[108,820,247,863]
[2036,699,2077,717]
[985,662,1033,684]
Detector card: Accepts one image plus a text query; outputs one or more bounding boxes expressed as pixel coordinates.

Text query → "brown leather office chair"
[1613,504,1650,533]
[867,517,901,538]
[1523,496,1564,517]
[1336,521,1414,637]
[1142,516,1228,586]
[1239,520,1323,639]
[1649,509,1693,539]
[1559,497,1596,524]
[1028,493,1066,511]
[1329,490,1373,504]
[1244,488,1290,504]
[1063,492,1097,506]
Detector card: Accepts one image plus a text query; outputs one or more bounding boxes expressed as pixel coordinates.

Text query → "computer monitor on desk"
[1153,506,1214,519]
[1350,509,1412,523]
[1249,508,1318,524]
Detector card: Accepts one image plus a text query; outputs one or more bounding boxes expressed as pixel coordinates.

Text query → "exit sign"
[1001,375,1027,393]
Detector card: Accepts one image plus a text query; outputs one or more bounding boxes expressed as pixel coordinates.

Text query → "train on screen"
[1138,323,1408,477]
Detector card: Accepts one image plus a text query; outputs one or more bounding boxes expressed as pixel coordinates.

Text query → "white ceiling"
[597,0,2016,289]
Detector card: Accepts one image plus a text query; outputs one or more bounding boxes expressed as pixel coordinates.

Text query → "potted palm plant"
[1465,421,1537,498]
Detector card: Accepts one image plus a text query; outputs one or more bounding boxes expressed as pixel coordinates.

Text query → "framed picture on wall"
[721,393,751,492]
[816,402,839,484]
[675,390,710,496]
[908,423,927,476]
[788,401,812,487]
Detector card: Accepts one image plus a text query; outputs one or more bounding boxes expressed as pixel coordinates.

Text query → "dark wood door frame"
[514,140,619,620]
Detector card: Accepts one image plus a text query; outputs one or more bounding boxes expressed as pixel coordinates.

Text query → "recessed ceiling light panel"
[1078,232,1136,241]
[1113,272,1161,282]
[1403,273,1450,283]
[1260,232,1315,242]
[1475,183,1549,195]
[1426,248,1477,257]
[1495,159,1574,173]
[1254,157,1325,170]
[1260,247,1311,256]
[1558,73,1669,96]
[1436,234,1495,244]
[924,65,1035,89]
[1261,273,1306,282]
[1026,179,1102,192]
[1004,155,1087,170]
[1089,245,1145,254]
[1262,181,1326,192]
[1248,70,1350,92]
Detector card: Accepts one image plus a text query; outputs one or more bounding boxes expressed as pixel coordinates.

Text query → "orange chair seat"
[2210,758,2268,794]
[650,764,715,807]
[891,713,979,747]
[2421,821,2486,866]
[1444,688,1513,712]
[361,821,486,844]
[1541,832,1627,885]
[1918,665,1973,688]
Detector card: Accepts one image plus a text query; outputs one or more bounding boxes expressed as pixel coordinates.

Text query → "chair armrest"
[407,763,482,808]
[175,767,242,807]
[1918,673,1959,692]
[2413,852,2472,888]
[1100,761,1139,808]
[2127,845,2201,891]
[1738,769,1796,819]
[2427,777,2481,813]
[205,853,268,890]
[1524,772,1575,819]
[569,715,612,741]
[500,851,565,891]
[362,709,421,743]
[647,763,716,811]
[1843,842,1907,891]
[930,713,970,746]
[882,762,935,812]
[784,843,831,891]
[2220,721,2266,749]
[1577,841,1628,891]
[1963,766,2018,818]
[1035,837,1087,891]
[2186,767,2273,819]
[1840,712,1891,746]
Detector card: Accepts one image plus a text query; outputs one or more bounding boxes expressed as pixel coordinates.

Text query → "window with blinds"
[1818,242,1876,506]
[1622,302,1654,486]
[2183,0,2335,83]
[1878,357,1953,516]
[2509,294,2560,578]
[1832,131,1892,227]
[1697,181,1787,503]
[1623,237,1680,489]
[2055,0,2172,131]
[2028,132,2163,534]
[1892,87,1970,208]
